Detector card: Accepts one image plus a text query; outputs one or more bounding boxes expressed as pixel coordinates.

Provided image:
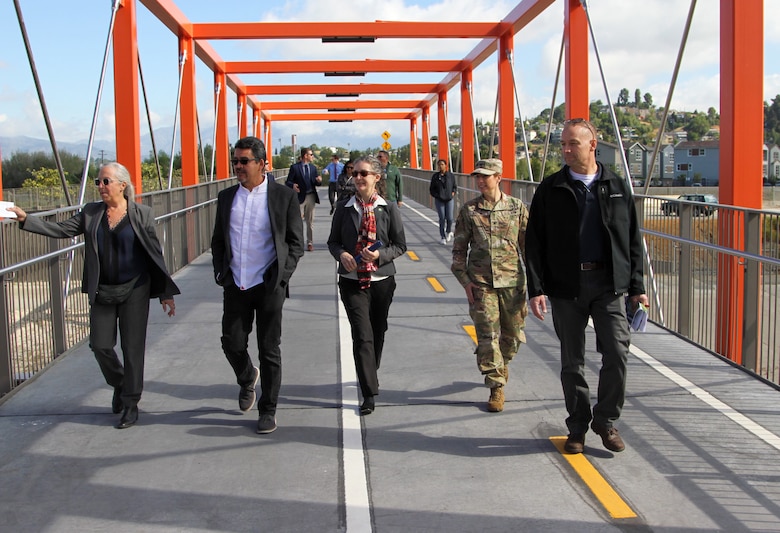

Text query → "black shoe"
[360,396,375,415]
[238,366,260,412]
[256,413,277,434]
[112,387,123,414]
[564,433,585,454]
[115,406,138,429]
[591,422,626,452]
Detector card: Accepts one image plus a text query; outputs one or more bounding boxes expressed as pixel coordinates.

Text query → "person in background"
[336,160,356,202]
[324,154,344,215]
[8,162,179,430]
[377,150,403,208]
[451,159,529,413]
[429,158,458,245]
[327,155,407,416]
[285,147,321,251]
[525,118,649,454]
[212,136,304,434]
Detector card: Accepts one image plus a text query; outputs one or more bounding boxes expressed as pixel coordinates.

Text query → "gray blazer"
[211,179,305,292]
[21,201,180,305]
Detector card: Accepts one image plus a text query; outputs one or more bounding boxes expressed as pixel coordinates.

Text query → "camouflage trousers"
[468,285,528,388]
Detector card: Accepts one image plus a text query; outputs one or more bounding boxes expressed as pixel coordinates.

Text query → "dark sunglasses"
[231,157,258,166]
[94,178,115,186]
[351,169,374,178]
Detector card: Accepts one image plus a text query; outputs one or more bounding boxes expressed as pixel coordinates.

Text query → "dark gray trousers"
[549,270,630,435]
[89,278,151,408]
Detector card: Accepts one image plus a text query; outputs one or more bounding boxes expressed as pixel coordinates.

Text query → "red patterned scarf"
[356,192,379,289]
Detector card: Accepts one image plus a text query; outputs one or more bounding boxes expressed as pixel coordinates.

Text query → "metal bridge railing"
[0,173,297,397]
[401,169,780,387]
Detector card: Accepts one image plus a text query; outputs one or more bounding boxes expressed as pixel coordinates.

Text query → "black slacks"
[338,276,396,398]
[89,278,151,407]
[221,282,286,415]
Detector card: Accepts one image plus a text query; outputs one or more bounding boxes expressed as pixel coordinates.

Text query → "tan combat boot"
[487,386,504,412]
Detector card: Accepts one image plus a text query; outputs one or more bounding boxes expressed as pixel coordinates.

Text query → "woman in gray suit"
[9,162,179,429]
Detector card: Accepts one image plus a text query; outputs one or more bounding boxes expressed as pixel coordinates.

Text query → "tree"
[643,92,653,108]
[617,88,630,106]
[685,113,711,141]
[634,89,641,108]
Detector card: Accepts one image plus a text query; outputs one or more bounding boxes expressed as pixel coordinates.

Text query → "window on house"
[688,148,705,157]
[677,163,690,171]
[634,151,642,161]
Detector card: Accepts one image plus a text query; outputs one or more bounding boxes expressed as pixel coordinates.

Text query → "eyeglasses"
[231,157,259,166]
[94,178,116,186]
[351,169,375,178]
[563,118,597,139]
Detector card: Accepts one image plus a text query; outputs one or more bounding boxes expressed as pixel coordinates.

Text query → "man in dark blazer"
[285,147,321,251]
[212,136,304,434]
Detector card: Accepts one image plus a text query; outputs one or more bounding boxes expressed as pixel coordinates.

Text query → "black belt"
[580,262,605,271]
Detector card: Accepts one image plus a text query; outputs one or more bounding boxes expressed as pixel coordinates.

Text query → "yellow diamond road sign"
[382,141,392,150]
[381,130,391,140]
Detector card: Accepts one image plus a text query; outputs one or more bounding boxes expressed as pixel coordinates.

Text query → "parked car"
[660,194,718,217]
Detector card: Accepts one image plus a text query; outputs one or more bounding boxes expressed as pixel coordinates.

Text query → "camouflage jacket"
[451,193,529,289]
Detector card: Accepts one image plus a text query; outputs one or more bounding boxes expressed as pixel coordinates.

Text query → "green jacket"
[383,164,403,203]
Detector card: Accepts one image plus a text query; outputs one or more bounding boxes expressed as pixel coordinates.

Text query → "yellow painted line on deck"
[406,251,420,261]
[549,436,637,519]
[462,325,477,344]
[426,276,446,293]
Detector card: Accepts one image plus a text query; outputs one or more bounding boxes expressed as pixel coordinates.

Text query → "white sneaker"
[440,238,447,245]
[446,232,454,242]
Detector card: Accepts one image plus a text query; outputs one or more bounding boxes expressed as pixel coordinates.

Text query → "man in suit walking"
[212,136,305,434]
[285,147,321,251]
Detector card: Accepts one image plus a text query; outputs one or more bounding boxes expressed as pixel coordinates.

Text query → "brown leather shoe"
[591,422,625,452]
[307,243,314,251]
[564,433,585,454]
[487,386,504,412]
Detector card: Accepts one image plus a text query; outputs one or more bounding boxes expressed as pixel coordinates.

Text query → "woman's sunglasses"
[94,178,116,186]
[351,169,374,178]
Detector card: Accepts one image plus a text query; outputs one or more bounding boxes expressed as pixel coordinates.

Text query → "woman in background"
[429,159,458,245]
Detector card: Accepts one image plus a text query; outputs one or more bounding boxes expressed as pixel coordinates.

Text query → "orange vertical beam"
[237,94,247,139]
[265,119,273,169]
[214,71,230,179]
[179,35,198,185]
[437,90,449,164]
[253,108,261,138]
[409,118,419,168]
[498,33,515,180]
[461,69,475,174]
[564,0,589,119]
[113,0,142,191]
[421,105,432,170]
[716,0,763,363]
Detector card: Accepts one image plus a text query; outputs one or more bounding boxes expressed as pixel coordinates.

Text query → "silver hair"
[352,154,382,176]
[101,162,135,202]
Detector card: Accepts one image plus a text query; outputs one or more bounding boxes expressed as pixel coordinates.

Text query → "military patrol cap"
[471,159,502,176]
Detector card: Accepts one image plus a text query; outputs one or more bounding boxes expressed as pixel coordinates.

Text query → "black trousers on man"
[221,282,286,415]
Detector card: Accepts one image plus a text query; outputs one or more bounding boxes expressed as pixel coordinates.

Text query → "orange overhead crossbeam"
[225,59,468,75]
[244,83,444,96]
[265,112,413,122]
[258,100,428,110]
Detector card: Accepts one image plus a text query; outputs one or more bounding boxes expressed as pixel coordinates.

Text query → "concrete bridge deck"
[1,192,779,532]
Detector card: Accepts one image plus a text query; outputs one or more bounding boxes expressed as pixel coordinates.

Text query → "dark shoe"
[238,366,260,412]
[591,422,626,452]
[111,387,123,414]
[564,433,585,454]
[307,243,314,252]
[360,396,375,415]
[487,386,504,412]
[256,414,277,434]
[115,406,138,429]
[330,206,335,215]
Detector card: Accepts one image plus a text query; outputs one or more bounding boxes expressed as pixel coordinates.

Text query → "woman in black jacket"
[327,155,406,415]
[429,159,458,244]
[9,162,179,429]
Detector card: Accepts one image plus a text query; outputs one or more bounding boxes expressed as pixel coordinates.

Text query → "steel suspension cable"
[489,87,499,159]
[138,51,164,190]
[540,32,565,181]
[466,81,481,164]
[209,82,221,181]
[168,49,187,189]
[13,0,73,206]
[196,111,207,180]
[506,49,534,180]
[580,0,664,324]
[643,0,697,195]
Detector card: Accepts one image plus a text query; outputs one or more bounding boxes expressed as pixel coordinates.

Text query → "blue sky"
[1,0,778,157]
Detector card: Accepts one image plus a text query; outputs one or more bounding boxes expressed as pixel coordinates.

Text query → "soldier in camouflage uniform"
[451,159,529,412]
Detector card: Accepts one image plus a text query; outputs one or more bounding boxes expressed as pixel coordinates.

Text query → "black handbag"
[95,275,140,305]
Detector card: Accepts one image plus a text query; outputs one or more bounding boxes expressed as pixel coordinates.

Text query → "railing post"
[49,238,67,357]
[0,229,12,395]
[742,210,762,372]
[678,205,693,337]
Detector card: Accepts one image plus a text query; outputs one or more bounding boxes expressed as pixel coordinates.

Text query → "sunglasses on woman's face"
[94,178,115,186]
[351,169,374,178]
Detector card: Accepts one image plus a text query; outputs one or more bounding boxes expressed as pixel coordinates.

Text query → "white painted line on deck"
[403,203,438,226]
[630,343,780,452]
[337,271,374,532]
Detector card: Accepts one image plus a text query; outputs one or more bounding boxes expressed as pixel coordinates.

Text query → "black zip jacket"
[525,164,645,299]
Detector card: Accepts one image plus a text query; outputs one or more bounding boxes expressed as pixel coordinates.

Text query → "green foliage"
[22,167,65,189]
[2,149,93,189]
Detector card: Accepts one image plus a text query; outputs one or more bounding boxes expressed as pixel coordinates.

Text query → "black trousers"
[328,181,338,207]
[221,282,286,415]
[89,278,151,408]
[338,276,396,398]
[549,270,630,435]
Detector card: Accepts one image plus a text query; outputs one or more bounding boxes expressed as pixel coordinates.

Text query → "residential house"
[765,144,780,182]
[594,140,623,176]
[673,140,720,185]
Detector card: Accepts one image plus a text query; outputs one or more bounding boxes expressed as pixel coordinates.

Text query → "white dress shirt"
[229,178,277,290]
